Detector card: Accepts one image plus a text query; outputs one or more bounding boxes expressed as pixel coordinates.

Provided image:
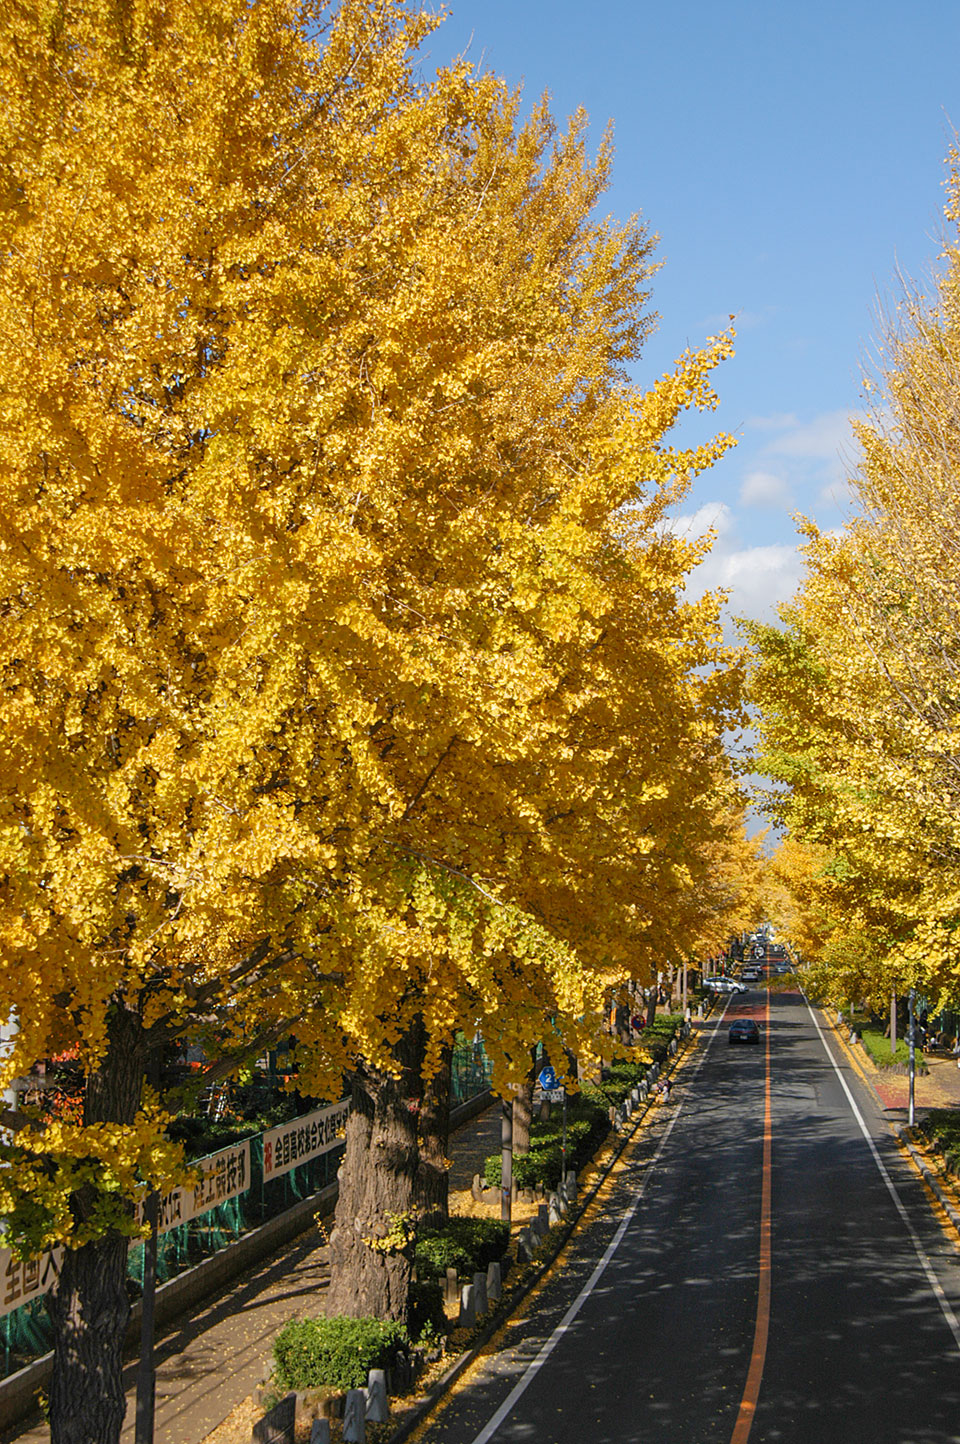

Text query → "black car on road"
[728,1018,761,1045]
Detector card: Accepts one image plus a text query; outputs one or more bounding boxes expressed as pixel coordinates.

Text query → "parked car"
[704,977,747,995]
[729,1019,761,1045]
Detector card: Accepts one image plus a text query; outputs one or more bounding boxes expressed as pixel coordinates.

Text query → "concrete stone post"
[517,1227,537,1262]
[473,1271,488,1315]
[342,1391,366,1444]
[365,1371,388,1423]
[487,1260,502,1303]
[459,1283,477,1327]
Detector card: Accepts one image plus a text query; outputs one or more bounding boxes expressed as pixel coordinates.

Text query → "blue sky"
[425,0,960,628]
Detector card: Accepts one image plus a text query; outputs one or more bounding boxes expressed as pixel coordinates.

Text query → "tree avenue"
[749,154,960,1017]
[0,1,748,1438]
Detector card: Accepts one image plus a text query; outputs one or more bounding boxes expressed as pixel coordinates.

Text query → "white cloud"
[677,525,804,637]
[764,409,854,462]
[739,469,793,508]
[688,542,802,619]
[662,501,734,542]
[818,477,855,511]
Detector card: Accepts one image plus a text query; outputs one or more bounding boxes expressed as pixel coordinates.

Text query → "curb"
[385,1022,703,1444]
[893,1126,960,1239]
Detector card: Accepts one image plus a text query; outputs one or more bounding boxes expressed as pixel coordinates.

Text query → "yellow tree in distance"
[749,153,960,1022]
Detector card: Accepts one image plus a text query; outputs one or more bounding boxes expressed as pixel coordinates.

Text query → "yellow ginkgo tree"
[749,154,960,1019]
[0,0,748,1433]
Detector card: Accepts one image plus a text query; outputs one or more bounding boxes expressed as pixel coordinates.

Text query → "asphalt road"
[420,991,960,1444]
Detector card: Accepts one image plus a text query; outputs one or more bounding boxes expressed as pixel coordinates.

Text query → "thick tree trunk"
[416,1042,452,1230]
[47,1006,146,1444]
[48,1234,133,1444]
[512,1049,538,1157]
[646,988,658,1027]
[326,1026,425,1322]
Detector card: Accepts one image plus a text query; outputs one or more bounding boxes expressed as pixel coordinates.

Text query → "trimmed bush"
[857,1023,928,1073]
[415,1216,509,1280]
[272,1316,407,1393]
[483,1104,605,1191]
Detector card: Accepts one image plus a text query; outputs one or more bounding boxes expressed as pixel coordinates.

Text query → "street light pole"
[908,987,916,1128]
[135,1190,159,1444]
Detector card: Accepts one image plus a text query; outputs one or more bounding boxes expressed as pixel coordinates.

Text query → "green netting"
[451,1034,492,1104]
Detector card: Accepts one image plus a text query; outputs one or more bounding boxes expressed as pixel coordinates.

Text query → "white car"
[703,976,747,995]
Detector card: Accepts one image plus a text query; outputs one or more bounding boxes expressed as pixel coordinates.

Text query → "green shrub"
[407,1280,446,1343]
[857,1024,928,1073]
[272,1316,407,1393]
[415,1216,509,1281]
[483,1103,607,1191]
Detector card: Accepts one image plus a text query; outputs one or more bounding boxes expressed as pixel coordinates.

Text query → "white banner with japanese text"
[0,1246,62,1318]
[152,1139,251,1235]
[262,1099,349,1181]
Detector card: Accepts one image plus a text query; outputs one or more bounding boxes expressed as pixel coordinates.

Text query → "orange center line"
[730,989,773,1444]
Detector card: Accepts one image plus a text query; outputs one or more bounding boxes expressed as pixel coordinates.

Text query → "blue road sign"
[538,1065,559,1091]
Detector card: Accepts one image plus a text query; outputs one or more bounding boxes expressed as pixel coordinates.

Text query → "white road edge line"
[805,996,960,1353]
[468,1002,732,1444]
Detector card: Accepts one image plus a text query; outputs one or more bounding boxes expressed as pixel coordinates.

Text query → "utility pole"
[908,987,916,1128]
[135,1191,159,1444]
[500,1097,513,1227]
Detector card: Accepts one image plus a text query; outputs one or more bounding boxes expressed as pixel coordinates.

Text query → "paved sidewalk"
[831,1018,960,1122]
[5,1106,505,1444]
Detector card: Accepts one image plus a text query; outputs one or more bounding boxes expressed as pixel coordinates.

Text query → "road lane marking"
[466,1004,731,1444]
[806,997,960,1353]
[730,988,772,1444]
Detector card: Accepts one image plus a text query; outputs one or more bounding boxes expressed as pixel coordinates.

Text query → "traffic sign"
[538,1064,559,1091]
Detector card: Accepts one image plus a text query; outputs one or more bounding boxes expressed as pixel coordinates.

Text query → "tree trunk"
[512,1048,538,1157]
[47,1006,146,1444]
[326,1025,424,1322]
[646,988,658,1027]
[416,1042,452,1231]
[891,990,898,1057]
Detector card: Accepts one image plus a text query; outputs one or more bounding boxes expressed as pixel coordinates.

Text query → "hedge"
[272,1316,408,1393]
[415,1216,509,1281]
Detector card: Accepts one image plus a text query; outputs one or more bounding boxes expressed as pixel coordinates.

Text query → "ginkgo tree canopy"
[0,0,744,1252]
